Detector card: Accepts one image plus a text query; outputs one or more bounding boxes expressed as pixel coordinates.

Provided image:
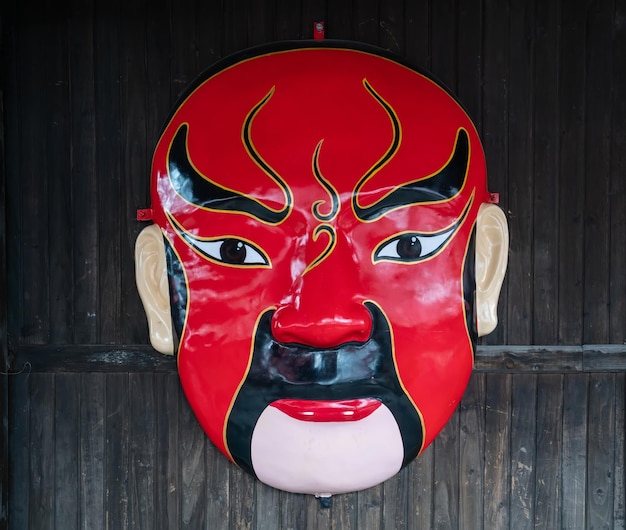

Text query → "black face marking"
[225,303,423,476]
[354,129,470,221]
[168,124,290,224]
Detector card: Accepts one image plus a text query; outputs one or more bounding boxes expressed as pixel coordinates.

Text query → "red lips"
[270,398,382,422]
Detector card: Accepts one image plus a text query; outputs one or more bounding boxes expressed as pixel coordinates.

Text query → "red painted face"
[150,42,490,494]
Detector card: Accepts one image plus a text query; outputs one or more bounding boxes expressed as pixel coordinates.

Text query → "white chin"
[250,404,404,496]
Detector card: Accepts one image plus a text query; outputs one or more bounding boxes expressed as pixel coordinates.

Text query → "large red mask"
[142,41,504,496]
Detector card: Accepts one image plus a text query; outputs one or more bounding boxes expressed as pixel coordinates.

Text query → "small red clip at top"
[137,208,153,221]
[489,193,500,204]
[313,21,325,40]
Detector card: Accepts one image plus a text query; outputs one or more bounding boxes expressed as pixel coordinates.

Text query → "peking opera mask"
[135,41,509,498]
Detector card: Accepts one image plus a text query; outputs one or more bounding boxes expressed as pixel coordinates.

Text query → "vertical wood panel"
[532,0,560,344]
[429,0,456,91]
[105,373,130,528]
[583,0,613,343]
[382,465,408,529]
[557,0,586,345]
[506,0,533,346]
[69,1,98,344]
[8,373,30,529]
[404,0,430,70]
[614,374,625,529]
[534,375,563,529]
[510,374,537,529]
[481,0,509,346]
[459,373,486,530]
[586,374,616,529]
[274,0,302,40]
[45,6,73,344]
[29,373,55,528]
[609,0,626,345]
[330,491,357,530]
[456,0,482,128]
[80,373,106,530]
[230,465,255,530]
[433,411,460,528]
[483,374,510,529]
[354,0,379,46]
[94,0,122,343]
[407,443,434,528]
[54,374,79,529]
[154,373,181,529]
[379,0,404,54]
[561,374,588,529]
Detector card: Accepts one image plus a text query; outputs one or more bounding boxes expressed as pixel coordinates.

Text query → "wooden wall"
[2,0,626,528]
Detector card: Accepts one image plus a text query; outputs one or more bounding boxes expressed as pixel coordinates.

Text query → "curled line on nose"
[303,224,336,275]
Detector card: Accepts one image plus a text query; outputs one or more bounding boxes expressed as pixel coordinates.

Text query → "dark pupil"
[397,235,422,259]
[220,239,246,264]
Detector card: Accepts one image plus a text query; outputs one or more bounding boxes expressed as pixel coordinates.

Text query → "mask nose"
[270,257,373,348]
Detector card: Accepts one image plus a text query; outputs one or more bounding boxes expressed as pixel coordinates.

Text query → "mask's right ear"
[135,224,174,355]
[475,203,509,337]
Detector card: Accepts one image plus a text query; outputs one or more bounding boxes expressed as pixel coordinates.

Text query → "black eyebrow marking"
[168,121,292,225]
[353,128,469,221]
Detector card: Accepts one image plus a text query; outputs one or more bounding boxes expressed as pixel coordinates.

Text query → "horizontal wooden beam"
[7,344,626,374]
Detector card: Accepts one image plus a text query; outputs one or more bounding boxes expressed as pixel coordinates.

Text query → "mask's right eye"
[192,238,269,266]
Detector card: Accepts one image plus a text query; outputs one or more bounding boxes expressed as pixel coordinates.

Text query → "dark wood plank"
[169,0,197,103]
[105,373,130,528]
[179,396,207,528]
[534,374,563,529]
[326,0,354,40]
[300,0,326,41]
[404,0,430,71]
[406,443,434,528]
[433,410,460,528]
[481,0,509,345]
[68,0,98,344]
[129,373,156,529]
[195,0,223,69]
[206,443,230,530]
[532,0,560,345]
[247,0,274,47]
[430,0,456,91]
[221,0,249,57]
[17,1,50,344]
[382,465,408,529]
[305,492,331,529]
[509,374,536,530]
[583,0,613,344]
[379,0,404,54]
[586,374,616,529]
[353,0,379,47]
[614,374,625,528]
[459,373,486,530]
[230,464,255,530]
[506,0,534,345]
[94,0,122,343]
[44,4,73,344]
[8,372,30,529]
[356,484,382,529]
[483,374,510,529]
[154,373,181,529]
[561,374,588,529]
[28,373,55,528]
[456,0,482,129]
[54,374,80,529]
[274,0,302,40]
[119,0,150,345]
[475,345,582,373]
[610,0,626,345]
[79,373,106,530]
[557,0,586,345]
[329,491,357,530]
[583,345,626,371]
[255,481,281,530]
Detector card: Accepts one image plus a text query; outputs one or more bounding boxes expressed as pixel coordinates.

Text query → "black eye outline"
[166,211,270,268]
[373,225,457,263]
[190,237,270,266]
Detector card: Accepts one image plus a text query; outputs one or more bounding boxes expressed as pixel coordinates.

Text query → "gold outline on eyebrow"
[370,190,475,266]
[311,139,340,222]
[351,79,402,219]
[165,210,271,269]
[303,224,337,275]
[241,86,293,216]
[167,120,292,226]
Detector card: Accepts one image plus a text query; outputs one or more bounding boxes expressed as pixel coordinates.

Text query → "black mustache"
[226,302,423,475]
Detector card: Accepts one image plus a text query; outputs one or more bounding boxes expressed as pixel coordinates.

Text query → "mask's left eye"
[374,225,456,263]
[192,238,269,266]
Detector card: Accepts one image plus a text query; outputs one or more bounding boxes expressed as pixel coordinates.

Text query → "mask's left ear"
[475,203,509,337]
[135,224,174,355]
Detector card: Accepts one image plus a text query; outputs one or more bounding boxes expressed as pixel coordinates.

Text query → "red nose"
[271,302,372,348]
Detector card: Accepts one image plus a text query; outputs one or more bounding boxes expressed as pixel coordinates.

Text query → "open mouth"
[270,398,382,422]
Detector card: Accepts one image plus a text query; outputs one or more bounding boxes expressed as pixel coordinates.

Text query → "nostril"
[271,304,372,348]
